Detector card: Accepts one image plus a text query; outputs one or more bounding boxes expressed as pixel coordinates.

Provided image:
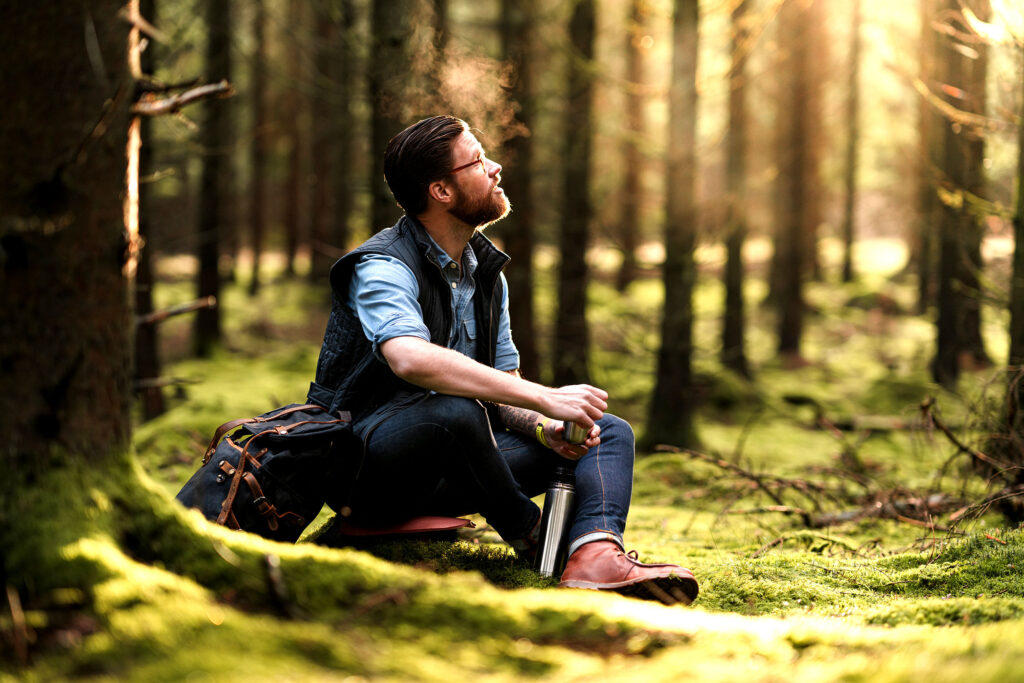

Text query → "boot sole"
[560,570,698,606]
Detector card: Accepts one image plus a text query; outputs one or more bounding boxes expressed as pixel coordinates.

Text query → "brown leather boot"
[558,541,699,606]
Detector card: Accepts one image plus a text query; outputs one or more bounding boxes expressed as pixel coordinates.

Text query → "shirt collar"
[423,229,478,278]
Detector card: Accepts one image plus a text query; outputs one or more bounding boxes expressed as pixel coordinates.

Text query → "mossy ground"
[5,239,1024,681]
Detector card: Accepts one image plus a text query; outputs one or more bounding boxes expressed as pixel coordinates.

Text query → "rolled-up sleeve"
[349,254,431,360]
[494,272,521,371]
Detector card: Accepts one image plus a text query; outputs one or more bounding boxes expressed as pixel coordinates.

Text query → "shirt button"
[449,263,457,269]
[451,282,457,289]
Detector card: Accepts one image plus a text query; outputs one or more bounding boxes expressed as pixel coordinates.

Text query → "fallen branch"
[134,376,202,390]
[920,396,1015,473]
[136,296,216,326]
[132,81,234,117]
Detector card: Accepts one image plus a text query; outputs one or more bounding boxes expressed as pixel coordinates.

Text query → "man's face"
[447,131,510,229]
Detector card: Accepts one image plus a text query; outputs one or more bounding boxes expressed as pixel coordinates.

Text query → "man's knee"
[430,395,491,436]
[598,413,635,447]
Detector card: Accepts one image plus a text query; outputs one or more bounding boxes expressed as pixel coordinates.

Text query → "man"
[308,115,698,605]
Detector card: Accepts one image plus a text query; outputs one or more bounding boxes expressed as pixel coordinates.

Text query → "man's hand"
[533,384,607,430]
[543,420,601,460]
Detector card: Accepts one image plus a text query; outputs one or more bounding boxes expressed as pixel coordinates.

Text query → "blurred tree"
[931,0,991,386]
[646,0,699,449]
[957,0,992,368]
[840,0,862,284]
[1010,55,1024,371]
[282,0,306,277]
[554,0,596,385]
[330,0,357,259]
[310,0,337,281]
[194,0,233,356]
[500,0,540,381]
[914,0,940,315]
[616,0,648,292]
[248,0,268,296]
[135,0,166,419]
[773,0,820,360]
[370,0,412,232]
[721,0,751,378]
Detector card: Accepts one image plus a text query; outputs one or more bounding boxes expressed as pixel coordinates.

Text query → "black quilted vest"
[307,216,510,423]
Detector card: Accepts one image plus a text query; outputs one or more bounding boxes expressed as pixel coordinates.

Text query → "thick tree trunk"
[370,0,412,232]
[915,0,939,314]
[840,0,862,284]
[0,0,132,506]
[248,0,268,296]
[646,0,699,450]
[194,0,232,356]
[500,0,540,381]
[553,0,596,386]
[721,0,750,378]
[616,0,646,293]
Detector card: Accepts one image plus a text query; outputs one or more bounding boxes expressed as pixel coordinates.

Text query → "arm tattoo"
[497,368,544,435]
[499,404,543,436]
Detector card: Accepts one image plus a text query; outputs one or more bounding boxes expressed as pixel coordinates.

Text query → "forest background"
[4,0,1024,680]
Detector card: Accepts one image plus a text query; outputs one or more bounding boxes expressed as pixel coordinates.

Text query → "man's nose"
[487,158,502,176]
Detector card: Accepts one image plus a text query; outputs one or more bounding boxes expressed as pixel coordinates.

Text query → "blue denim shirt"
[348,232,520,371]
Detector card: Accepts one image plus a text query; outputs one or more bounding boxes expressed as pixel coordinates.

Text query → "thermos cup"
[563,421,588,444]
[534,465,577,578]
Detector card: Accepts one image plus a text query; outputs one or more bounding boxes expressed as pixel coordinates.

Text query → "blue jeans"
[348,394,634,554]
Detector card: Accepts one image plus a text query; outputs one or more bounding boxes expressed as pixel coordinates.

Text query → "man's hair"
[383,115,468,216]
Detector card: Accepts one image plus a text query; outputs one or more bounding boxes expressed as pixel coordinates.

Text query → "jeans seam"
[595,440,609,531]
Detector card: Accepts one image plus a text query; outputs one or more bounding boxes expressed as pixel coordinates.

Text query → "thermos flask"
[534,465,577,578]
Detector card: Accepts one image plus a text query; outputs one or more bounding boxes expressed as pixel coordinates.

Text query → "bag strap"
[202,404,330,464]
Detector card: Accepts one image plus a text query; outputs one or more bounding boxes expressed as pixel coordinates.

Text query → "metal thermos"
[534,465,577,578]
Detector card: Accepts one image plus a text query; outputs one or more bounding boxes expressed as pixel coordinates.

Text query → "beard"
[449,183,511,229]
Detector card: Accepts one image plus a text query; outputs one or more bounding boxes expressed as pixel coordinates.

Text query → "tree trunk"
[1009,50,1024,369]
[282,0,305,277]
[840,0,862,283]
[330,0,357,261]
[194,0,232,357]
[646,0,699,450]
[914,0,939,315]
[721,0,751,378]
[500,0,540,381]
[0,0,133,548]
[957,0,992,367]
[775,0,809,359]
[370,0,412,232]
[553,0,596,386]
[309,1,336,281]
[135,0,166,420]
[248,0,267,296]
[616,0,647,293]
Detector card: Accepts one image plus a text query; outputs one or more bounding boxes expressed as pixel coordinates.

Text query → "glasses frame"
[448,155,485,176]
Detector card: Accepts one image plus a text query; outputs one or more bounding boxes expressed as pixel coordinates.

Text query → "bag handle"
[202,403,327,464]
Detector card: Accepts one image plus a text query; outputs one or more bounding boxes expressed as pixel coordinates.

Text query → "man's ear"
[428,179,454,205]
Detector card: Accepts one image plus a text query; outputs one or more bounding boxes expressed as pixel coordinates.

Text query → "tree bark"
[721,0,751,378]
[0,0,132,496]
[194,0,232,357]
[553,0,596,386]
[646,0,699,450]
[914,0,939,314]
[500,0,540,381]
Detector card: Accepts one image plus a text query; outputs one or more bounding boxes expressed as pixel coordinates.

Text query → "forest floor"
[9,238,1024,681]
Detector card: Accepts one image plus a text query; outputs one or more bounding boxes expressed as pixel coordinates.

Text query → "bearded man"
[307,115,698,604]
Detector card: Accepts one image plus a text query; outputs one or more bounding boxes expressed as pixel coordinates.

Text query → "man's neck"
[417,214,474,263]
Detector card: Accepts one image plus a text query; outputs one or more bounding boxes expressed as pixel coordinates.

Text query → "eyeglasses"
[449,154,485,175]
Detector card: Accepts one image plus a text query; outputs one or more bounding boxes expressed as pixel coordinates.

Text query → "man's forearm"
[379,335,608,426]
[499,404,544,435]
